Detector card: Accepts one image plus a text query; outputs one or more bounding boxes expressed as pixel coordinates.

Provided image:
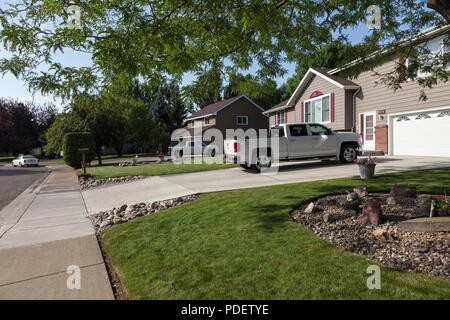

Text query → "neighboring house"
[264,25,450,157]
[173,95,268,149]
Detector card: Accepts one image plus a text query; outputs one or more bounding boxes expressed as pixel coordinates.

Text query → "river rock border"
[79,175,148,190]
[89,194,198,234]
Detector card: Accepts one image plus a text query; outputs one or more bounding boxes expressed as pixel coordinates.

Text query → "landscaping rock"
[353,186,368,198]
[390,185,417,198]
[304,202,315,214]
[291,192,450,280]
[359,198,383,225]
[323,213,337,224]
[386,196,397,205]
[89,194,198,234]
[346,190,358,201]
[373,229,394,242]
[79,175,148,190]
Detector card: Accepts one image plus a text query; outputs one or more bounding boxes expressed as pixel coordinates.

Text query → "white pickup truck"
[224,123,362,172]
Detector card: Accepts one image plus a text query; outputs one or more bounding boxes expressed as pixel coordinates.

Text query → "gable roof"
[184,95,265,121]
[262,99,290,114]
[283,67,360,110]
[328,24,450,75]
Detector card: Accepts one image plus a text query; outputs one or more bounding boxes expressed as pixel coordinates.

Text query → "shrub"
[62,132,96,169]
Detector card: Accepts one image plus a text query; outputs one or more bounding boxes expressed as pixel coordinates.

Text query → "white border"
[236,115,248,125]
[303,93,332,124]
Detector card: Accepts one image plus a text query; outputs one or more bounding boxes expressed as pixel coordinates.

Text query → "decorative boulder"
[353,186,368,198]
[304,202,315,214]
[390,185,417,198]
[359,199,383,225]
[373,229,394,242]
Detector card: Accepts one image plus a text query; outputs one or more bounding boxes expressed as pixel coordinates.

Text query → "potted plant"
[355,154,376,179]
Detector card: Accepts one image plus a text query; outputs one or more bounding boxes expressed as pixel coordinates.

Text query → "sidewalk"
[0,165,113,299]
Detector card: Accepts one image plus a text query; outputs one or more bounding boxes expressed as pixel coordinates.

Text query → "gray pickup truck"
[224,122,362,172]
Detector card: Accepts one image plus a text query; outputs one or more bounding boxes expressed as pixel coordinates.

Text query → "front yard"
[77,157,238,179]
[102,168,450,299]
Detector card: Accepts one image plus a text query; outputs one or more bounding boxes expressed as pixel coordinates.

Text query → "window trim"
[303,93,331,124]
[236,115,248,125]
[276,111,286,124]
[204,117,210,125]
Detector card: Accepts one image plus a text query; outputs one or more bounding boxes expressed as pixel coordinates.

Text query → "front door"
[363,112,376,150]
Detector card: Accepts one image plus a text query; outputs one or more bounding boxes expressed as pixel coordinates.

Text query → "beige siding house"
[264,25,450,157]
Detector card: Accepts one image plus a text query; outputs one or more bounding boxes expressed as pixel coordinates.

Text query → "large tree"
[1,1,447,102]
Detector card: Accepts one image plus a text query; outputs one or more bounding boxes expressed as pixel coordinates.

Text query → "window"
[276,111,286,124]
[289,124,308,137]
[444,37,450,69]
[410,36,448,78]
[304,95,330,123]
[309,124,332,136]
[271,126,285,138]
[204,117,210,125]
[236,115,248,125]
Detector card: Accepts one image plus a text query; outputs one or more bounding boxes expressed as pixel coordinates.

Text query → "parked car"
[170,140,217,158]
[224,123,362,172]
[12,155,39,167]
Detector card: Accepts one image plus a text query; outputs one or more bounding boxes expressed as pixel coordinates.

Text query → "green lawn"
[0,156,14,164]
[103,167,450,299]
[43,153,157,166]
[77,157,238,179]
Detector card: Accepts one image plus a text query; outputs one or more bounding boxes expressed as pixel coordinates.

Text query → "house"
[263,25,450,157]
[173,95,268,149]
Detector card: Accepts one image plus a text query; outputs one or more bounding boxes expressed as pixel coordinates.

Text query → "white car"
[169,140,217,158]
[12,155,39,167]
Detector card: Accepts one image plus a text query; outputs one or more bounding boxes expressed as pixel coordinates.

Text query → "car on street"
[11,155,39,167]
[224,122,362,172]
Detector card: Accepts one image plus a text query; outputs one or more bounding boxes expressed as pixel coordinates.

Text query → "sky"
[0,2,369,110]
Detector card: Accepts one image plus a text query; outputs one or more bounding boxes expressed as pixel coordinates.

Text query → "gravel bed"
[291,193,449,280]
[89,194,198,234]
[79,175,148,190]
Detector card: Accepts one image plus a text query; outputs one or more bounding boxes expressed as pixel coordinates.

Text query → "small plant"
[431,194,450,216]
[354,154,376,166]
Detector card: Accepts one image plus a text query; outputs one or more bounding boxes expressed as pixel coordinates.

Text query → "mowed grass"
[44,153,157,166]
[103,167,450,299]
[77,157,238,179]
[0,156,14,164]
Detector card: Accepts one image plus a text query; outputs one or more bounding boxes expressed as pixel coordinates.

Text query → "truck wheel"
[339,145,357,163]
[251,155,272,172]
[240,163,251,169]
[209,149,216,157]
[176,150,183,159]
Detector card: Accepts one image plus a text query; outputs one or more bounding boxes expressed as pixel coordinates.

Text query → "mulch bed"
[291,193,449,280]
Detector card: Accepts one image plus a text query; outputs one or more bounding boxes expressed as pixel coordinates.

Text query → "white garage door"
[392,109,450,157]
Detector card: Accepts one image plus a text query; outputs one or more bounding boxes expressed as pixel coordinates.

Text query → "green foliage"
[1,1,445,101]
[223,73,289,109]
[62,132,96,169]
[43,112,84,154]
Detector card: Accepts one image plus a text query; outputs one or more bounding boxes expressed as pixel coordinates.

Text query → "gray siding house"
[264,25,450,157]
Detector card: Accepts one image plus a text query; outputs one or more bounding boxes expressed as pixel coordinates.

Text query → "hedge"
[62,132,96,169]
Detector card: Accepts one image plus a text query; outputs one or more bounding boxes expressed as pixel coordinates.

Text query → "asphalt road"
[0,165,51,211]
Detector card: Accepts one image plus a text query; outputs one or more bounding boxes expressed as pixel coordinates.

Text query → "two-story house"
[263,25,450,157]
[173,95,268,149]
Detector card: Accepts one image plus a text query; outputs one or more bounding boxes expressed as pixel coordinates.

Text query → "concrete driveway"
[82,155,450,214]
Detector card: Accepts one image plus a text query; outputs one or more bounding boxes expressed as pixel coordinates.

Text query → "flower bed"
[291,192,449,280]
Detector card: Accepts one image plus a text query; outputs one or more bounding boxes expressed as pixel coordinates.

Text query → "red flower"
[437,209,444,216]
[429,196,433,200]
[440,195,445,199]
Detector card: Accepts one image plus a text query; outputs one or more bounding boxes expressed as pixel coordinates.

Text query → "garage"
[391,108,450,157]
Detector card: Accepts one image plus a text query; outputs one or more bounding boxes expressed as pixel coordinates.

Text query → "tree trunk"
[428,0,450,23]
[115,146,122,156]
